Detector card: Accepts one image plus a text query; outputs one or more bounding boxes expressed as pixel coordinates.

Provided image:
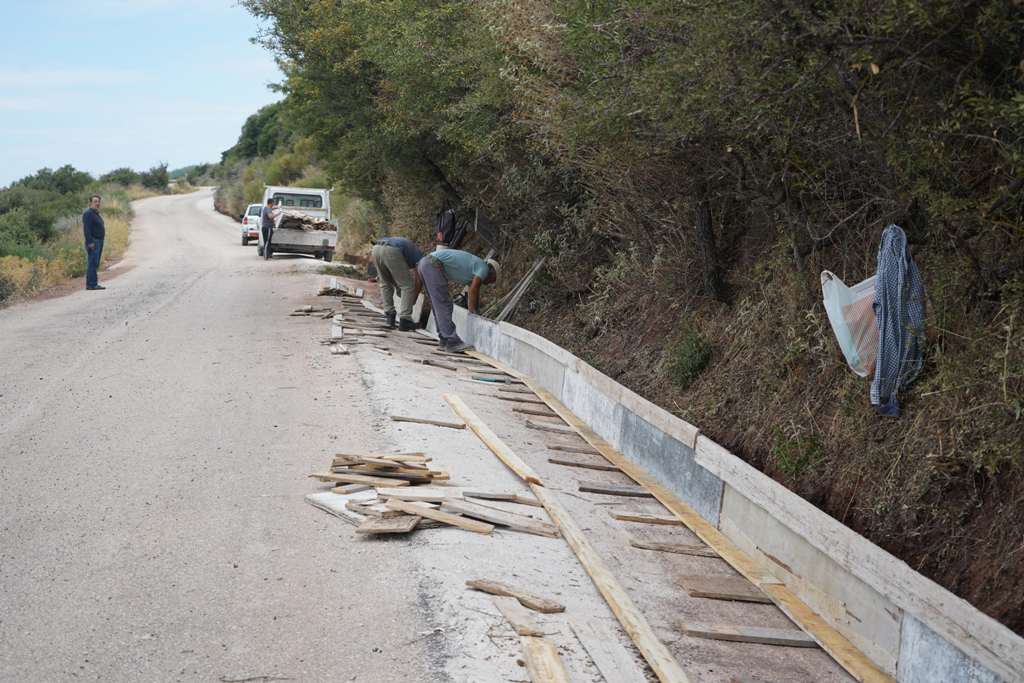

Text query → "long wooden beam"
[443,393,543,485]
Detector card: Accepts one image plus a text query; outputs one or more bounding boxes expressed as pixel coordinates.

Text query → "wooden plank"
[443,394,544,485]
[385,499,493,535]
[629,539,719,559]
[464,491,543,508]
[331,483,372,495]
[355,515,420,535]
[513,406,563,419]
[579,481,655,498]
[510,375,894,682]
[493,596,545,637]
[499,386,536,394]
[440,499,559,538]
[376,486,462,502]
[570,619,649,683]
[346,500,404,519]
[609,510,684,526]
[471,374,524,384]
[521,636,570,683]
[525,419,577,435]
[389,415,466,430]
[547,442,602,456]
[357,456,429,470]
[675,574,773,604]
[679,622,818,648]
[496,395,548,405]
[530,484,691,682]
[465,579,565,614]
[347,466,436,482]
[548,456,620,472]
[309,472,410,487]
[422,359,459,371]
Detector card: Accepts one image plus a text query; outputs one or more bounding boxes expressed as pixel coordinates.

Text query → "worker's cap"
[486,258,501,279]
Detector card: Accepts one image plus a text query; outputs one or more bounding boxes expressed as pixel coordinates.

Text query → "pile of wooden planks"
[325,452,448,486]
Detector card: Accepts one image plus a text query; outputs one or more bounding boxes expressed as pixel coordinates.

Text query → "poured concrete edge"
[422,303,1022,682]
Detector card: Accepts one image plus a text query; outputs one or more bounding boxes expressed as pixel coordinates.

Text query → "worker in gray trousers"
[372,236,424,330]
[416,249,500,352]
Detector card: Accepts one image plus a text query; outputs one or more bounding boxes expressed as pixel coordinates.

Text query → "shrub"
[666,329,712,389]
[771,428,824,485]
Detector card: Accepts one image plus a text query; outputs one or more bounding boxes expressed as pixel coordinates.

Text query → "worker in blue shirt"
[416,249,499,352]
[82,194,105,290]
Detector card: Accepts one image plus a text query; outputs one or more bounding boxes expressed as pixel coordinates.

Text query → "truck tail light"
[242,216,248,225]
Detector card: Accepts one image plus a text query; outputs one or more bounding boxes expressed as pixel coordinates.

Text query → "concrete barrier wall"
[436,305,1023,682]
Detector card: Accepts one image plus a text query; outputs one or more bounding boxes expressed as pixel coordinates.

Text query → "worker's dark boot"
[384,311,397,329]
[398,318,416,331]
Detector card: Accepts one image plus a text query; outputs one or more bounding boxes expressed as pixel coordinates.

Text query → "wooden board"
[675,575,773,604]
[530,484,691,682]
[508,375,894,682]
[521,636,571,683]
[422,359,459,371]
[513,406,563,419]
[629,539,719,559]
[493,596,544,637]
[609,510,684,526]
[443,394,544,485]
[309,472,411,488]
[679,622,818,648]
[496,395,548,405]
[355,515,420,535]
[547,442,602,456]
[440,499,559,538]
[331,483,372,495]
[376,486,463,502]
[499,386,536,394]
[570,619,649,683]
[579,481,655,498]
[465,579,565,614]
[525,419,577,435]
[549,456,620,472]
[385,499,493,535]
[389,415,466,430]
[464,491,543,508]
[346,500,404,519]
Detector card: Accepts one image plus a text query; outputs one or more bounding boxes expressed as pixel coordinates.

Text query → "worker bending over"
[416,249,499,353]
[372,236,424,330]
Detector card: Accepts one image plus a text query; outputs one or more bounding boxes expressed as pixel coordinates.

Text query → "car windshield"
[248,206,262,215]
[272,193,323,209]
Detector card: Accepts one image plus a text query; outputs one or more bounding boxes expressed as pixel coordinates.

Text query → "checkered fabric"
[870,224,926,416]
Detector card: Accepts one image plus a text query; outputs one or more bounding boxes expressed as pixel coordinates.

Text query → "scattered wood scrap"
[389,415,466,430]
[548,457,619,472]
[376,486,462,503]
[440,499,559,538]
[547,442,602,456]
[579,481,655,498]
[422,359,458,371]
[386,499,494,534]
[464,491,543,508]
[355,515,420,535]
[521,636,571,683]
[609,510,684,526]
[675,575,773,604]
[513,406,563,419]
[465,579,565,614]
[496,395,548,405]
[629,539,718,558]
[309,472,411,488]
[678,622,818,648]
[493,596,545,637]
[499,386,536,395]
[332,483,372,495]
[525,419,577,435]
[328,454,448,484]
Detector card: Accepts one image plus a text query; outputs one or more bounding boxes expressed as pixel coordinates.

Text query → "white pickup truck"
[257,185,337,262]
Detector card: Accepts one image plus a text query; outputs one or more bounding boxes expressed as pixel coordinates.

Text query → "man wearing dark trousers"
[83,194,105,290]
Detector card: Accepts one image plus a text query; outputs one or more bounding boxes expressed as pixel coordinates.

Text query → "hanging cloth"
[870,224,926,416]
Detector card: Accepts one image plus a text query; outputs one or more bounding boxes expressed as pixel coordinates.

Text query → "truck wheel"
[322,250,333,262]
[242,236,249,246]
[257,245,264,256]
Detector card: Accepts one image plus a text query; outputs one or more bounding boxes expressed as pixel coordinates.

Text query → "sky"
[0,0,282,186]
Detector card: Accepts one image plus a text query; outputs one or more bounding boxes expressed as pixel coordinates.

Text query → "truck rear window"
[248,206,262,215]
[272,193,323,209]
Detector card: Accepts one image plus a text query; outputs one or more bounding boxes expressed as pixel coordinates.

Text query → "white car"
[240,203,262,245]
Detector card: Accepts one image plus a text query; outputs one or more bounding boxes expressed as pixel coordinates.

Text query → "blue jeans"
[85,239,103,288]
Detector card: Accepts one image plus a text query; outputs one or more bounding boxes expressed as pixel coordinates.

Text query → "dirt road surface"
[0,190,432,682]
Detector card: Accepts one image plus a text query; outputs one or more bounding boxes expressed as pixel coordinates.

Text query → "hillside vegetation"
[235,0,1023,631]
[0,164,168,303]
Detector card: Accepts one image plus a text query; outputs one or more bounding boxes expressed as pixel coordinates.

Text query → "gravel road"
[0,190,433,682]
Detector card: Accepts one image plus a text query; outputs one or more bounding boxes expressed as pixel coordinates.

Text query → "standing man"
[416,249,499,353]
[83,194,105,291]
[372,236,423,330]
[260,197,279,260]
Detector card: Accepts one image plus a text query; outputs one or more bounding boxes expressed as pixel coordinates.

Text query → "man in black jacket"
[83,194,105,290]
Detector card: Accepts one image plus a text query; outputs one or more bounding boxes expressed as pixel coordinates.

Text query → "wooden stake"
[579,482,655,498]
[548,457,620,472]
[629,539,718,558]
[679,623,818,648]
[389,415,466,430]
[465,579,564,614]
[609,510,684,526]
